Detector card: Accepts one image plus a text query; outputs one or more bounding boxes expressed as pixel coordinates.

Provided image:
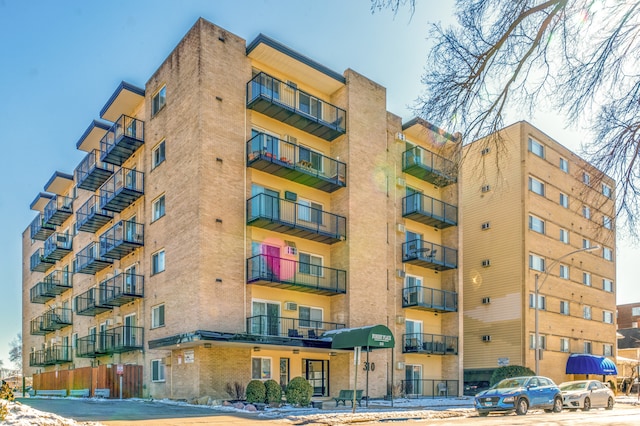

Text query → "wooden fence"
[33,364,142,398]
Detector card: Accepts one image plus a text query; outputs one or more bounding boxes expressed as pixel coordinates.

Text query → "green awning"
[324,325,395,350]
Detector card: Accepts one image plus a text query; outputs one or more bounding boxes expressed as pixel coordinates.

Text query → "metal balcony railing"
[402,239,458,271]
[75,149,115,191]
[246,315,345,339]
[74,287,112,316]
[29,270,73,303]
[30,213,56,241]
[99,272,144,306]
[402,193,457,228]
[29,308,72,335]
[43,232,73,261]
[402,286,457,312]
[74,242,112,275]
[76,326,144,357]
[76,195,114,233]
[100,115,145,166]
[43,195,73,227]
[402,146,456,187]
[402,333,458,355]
[99,220,144,259]
[29,345,72,366]
[30,248,56,272]
[99,167,144,212]
[400,379,459,398]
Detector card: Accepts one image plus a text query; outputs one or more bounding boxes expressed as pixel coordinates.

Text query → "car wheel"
[552,396,563,413]
[606,396,614,410]
[583,397,591,411]
[515,398,529,415]
[478,412,489,417]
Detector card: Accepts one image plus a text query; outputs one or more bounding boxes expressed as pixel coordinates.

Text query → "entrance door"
[405,364,422,396]
[406,187,422,214]
[264,244,281,280]
[405,319,423,351]
[124,314,137,347]
[406,230,423,257]
[99,322,108,352]
[252,301,280,336]
[303,359,329,397]
[251,185,280,220]
[124,264,137,294]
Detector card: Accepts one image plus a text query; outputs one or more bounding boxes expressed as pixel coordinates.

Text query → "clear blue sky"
[0,0,636,370]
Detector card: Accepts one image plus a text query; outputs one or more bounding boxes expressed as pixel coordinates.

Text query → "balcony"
[99,272,144,306]
[402,286,457,312]
[74,287,112,316]
[246,315,345,340]
[99,167,144,212]
[74,242,112,275]
[43,195,73,227]
[76,195,114,233]
[402,239,457,271]
[99,220,144,259]
[30,249,56,272]
[76,326,144,357]
[75,149,114,191]
[402,333,458,355]
[247,72,346,141]
[100,115,145,166]
[43,232,73,262]
[247,133,346,192]
[402,193,457,229]
[29,308,72,335]
[29,345,72,367]
[402,146,456,187]
[30,213,56,241]
[400,379,459,398]
[247,193,346,244]
[29,270,73,304]
[247,254,346,296]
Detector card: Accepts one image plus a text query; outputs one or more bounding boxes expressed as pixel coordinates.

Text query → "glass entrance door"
[252,301,280,336]
[303,359,329,397]
[405,364,422,396]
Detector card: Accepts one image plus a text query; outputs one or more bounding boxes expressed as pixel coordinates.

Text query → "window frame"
[152,249,166,275]
[251,356,272,380]
[152,304,165,329]
[583,306,592,320]
[152,85,167,116]
[559,157,569,173]
[582,205,591,219]
[152,195,166,222]
[582,172,591,186]
[583,272,591,287]
[528,215,545,234]
[560,301,570,315]
[528,176,545,196]
[602,183,612,198]
[529,333,546,349]
[603,311,613,324]
[603,344,613,356]
[151,359,166,382]
[298,252,323,277]
[603,215,612,229]
[528,138,545,158]
[603,279,613,292]
[584,341,592,354]
[603,247,613,261]
[529,293,546,310]
[152,140,166,169]
[559,264,569,279]
[559,228,569,244]
[559,192,569,208]
[560,337,570,353]
[529,254,545,272]
[298,305,323,328]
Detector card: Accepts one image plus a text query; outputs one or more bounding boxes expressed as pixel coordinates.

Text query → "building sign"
[372,333,392,346]
[116,364,124,375]
[498,357,510,367]
[184,350,195,363]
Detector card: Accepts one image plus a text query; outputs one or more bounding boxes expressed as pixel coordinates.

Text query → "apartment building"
[22,18,463,400]
[461,121,617,386]
[617,302,640,329]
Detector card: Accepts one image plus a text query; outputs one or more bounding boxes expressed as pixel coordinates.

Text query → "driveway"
[16,398,288,425]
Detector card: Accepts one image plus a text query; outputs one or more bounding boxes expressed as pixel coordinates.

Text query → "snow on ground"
[0,399,102,426]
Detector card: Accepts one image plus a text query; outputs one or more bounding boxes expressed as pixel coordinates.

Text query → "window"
[152,359,165,382]
[152,304,165,328]
[583,306,592,320]
[481,222,491,230]
[560,301,570,315]
[603,215,612,229]
[603,247,613,261]
[529,254,545,272]
[559,228,569,244]
[152,249,165,274]
[528,138,545,158]
[559,157,569,173]
[299,253,323,276]
[529,293,546,310]
[560,338,570,353]
[632,307,640,316]
[559,264,569,279]
[298,199,323,224]
[603,279,613,292]
[528,215,545,234]
[481,259,491,267]
[582,172,591,186]
[602,183,612,198]
[72,333,78,350]
[603,344,613,356]
[152,195,165,221]
[152,140,166,169]
[559,192,569,208]
[528,176,545,196]
[584,341,592,354]
[152,85,167,116]
[299,306,322,328]
[583,272,591,286]
[582,238,591,249]
[603,311,613,324]
[481,184,491,193]
[251,357,272,380]
[529,334,546,349]
[582,205,591,219]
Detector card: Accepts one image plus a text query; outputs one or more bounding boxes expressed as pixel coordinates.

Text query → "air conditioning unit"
[482,297,491,304]
[396,362,405,370]
[284,302,298,311]
[396,223,406,233]
[285,134,298,144]
[395,132,406,142]
[396,177,406,187]
[106,319,114,326]
[395,315,405,325]
[482,335,492,342]
[286,246,298,255]
[115,315,123,324]
[396,269,406,279]
[482,259,491,267]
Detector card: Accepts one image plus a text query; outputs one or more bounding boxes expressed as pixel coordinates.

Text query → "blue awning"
[565,354,618,375]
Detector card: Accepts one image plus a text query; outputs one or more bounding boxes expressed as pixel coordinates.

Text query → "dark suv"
[475,376,563,416]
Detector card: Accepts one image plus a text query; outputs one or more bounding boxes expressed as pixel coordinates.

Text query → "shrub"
[245,380,266,404]
[224,381,245,400]
[264,379,282,404]
[489,366,535,386]
[0,381,14,421]
[285,376,312,407]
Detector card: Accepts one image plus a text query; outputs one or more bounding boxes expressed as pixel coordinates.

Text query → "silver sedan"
[559,380,615,411]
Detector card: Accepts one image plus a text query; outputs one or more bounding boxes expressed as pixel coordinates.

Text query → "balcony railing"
[76,195,114,233]
[402,286,457,312]
[75,149,115,191]
[30,213,56,241]
[99,220,144,259]
[402,193,457,228]
[43,195,73,227]
[246,315,345,339]
[100,115,145,166]
[30,248,56,272]
[400,379,459,399]
[29,270,73,303]
[74,287,112,316]
[402,239,457,271]
[99,167,144,212]
[402,146,456,187]
[247,72,346,141]
[43,232,73,262]
[29,308,72,335]
[246,133,346,192]
[402,333,458,355]
[29,345,72,367]
[247,193,346,244]
[76,326,144,357]
[99,272,144,306]
[247,254,346,296]
[74,242,112,275]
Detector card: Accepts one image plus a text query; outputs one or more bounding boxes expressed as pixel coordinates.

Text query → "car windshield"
[495,378,527,389]
[560,382,587,391]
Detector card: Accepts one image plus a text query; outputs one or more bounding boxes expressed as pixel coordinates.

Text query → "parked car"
[464,381,490,396]
[475,376,563,416]
[559,380,615,411]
